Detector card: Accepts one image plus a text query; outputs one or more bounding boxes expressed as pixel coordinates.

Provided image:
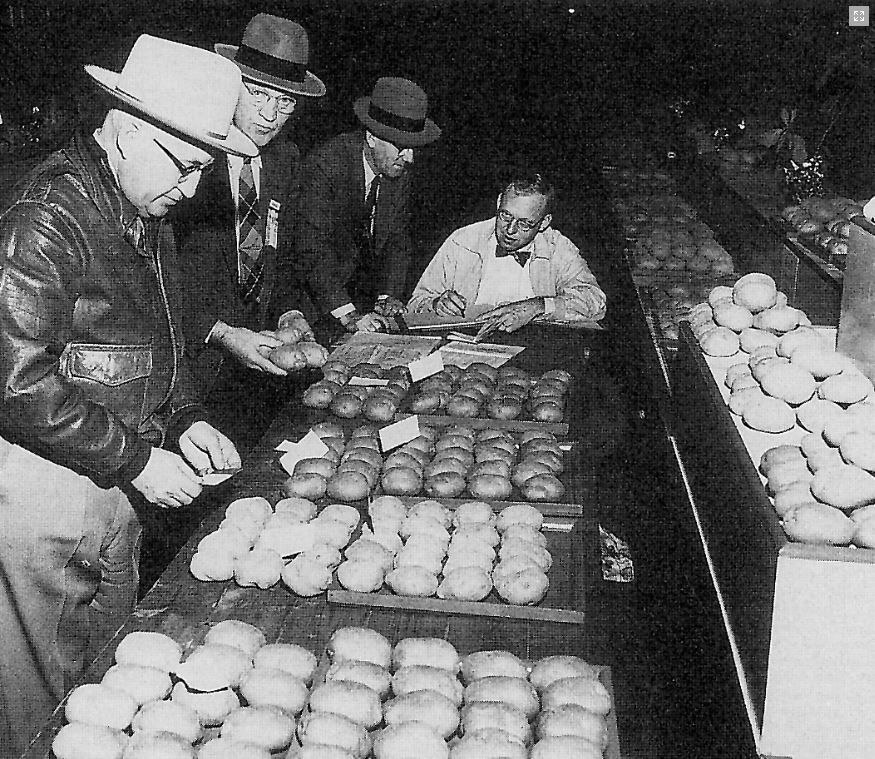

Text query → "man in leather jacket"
[0,36,254,753]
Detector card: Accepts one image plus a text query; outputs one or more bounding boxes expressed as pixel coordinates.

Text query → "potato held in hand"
[269,344,307,372]
[297,340,329,368]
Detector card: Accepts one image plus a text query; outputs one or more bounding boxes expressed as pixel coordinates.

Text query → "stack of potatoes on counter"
[298,626,614,758]
[281,421,566,504]
[335,496,552,606]
[616,195,735,276]
[379,425,566,502]
[645,280,725,341]
[53,620,318,758]
[781,196,864,259]
[303,362,411,423]
[189,495,360,596]
[408,365,571,423]
[303,360,572,424]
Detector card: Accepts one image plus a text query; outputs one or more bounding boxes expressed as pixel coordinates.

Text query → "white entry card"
[407,350,444,382]
[379,415,420,452]
[348,376,390,387]
[278,430,329,474]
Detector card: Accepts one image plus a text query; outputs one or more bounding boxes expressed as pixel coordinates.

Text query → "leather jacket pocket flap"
[61,343,153,387]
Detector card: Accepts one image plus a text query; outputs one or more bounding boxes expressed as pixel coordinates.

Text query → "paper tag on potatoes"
[278,431,329,474]
[379,416,420,452]
[408,351,444,382]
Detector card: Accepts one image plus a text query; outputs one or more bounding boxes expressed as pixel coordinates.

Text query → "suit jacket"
[293,131,413,316]
[171,136,301,392]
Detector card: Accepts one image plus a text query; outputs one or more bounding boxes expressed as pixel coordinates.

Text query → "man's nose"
[259,99,279,121]
[400,148,414,164]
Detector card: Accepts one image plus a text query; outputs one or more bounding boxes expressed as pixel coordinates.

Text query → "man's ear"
[538,214,552,233]
[115,115,142,161]
[365,130,376,149]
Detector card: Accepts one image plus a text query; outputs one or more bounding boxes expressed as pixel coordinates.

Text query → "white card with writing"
[407,350,444,382]
[379,415,420,452]
[266,199,280,248]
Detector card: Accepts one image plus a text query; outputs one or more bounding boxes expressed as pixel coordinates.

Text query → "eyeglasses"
[152,138,214,181]
[244,83,297,114]
[497,209,541,233]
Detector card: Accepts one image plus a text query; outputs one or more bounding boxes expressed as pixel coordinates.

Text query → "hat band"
[368,103,425,134]
[235,43,306,84]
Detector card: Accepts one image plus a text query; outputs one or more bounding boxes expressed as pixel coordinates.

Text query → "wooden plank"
[393,494,585,518]
[395,412,569,436]
[327,588,587,624]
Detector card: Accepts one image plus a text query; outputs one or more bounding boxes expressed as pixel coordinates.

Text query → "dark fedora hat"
[215,14,326,98]
[354,77,440,148]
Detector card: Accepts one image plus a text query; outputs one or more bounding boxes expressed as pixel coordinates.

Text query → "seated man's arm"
[407,235,461,314]
[547,239,607,323]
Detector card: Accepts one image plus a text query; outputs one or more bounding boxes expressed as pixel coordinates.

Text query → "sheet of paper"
[379,415,421,452]
[407,350,444,382]
[257,522,317,557]
[439,340,525,369]
[278,431,330,475]
[327,333,442,369]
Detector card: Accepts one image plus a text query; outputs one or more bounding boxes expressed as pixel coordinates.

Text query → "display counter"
[23,324,662,759]
[672,323,875,759]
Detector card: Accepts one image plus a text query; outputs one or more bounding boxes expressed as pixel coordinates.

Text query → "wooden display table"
[22,325,660,759]
[672,324,875,759]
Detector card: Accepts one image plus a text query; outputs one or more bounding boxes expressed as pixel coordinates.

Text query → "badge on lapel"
[266,199,281,247]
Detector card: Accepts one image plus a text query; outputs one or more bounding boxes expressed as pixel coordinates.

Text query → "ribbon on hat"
[235,44,307,84]
[367,103,425,134]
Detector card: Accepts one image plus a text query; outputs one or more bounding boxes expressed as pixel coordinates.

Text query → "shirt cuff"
[542,297,556,316]
[205,321,222,345]
[331,303,357,319]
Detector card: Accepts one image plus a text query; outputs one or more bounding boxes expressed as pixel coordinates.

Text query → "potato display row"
[54,620,616,759]
[335,496,552,607]
[302,360,572,425]
[281,421,566,504]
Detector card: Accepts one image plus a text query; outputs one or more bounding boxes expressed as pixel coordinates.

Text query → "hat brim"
[354,97,441,148]
[215,44,326,98]
[85,65,257,157]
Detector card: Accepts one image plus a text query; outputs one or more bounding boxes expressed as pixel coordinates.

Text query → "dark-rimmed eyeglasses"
[152,138,214,181]
[497,208,541,233]
[243,83,297,114]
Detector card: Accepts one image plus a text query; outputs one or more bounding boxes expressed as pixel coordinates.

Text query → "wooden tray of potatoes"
[327,499,596,625]
[289,631,621,758]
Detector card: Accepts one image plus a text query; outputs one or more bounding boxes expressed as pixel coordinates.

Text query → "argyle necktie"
[237,158,264,302]
[496,245,531,267]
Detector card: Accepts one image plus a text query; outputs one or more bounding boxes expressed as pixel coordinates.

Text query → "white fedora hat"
[85,34,257,157]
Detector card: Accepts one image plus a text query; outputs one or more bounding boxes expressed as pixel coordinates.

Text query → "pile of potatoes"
[312,627,613,758]
[781,196,862,259]
[380,425,566,503]
[53,620,319,759]
[303,362,411,423]
[613,194,734,276]
[336,496,552,606]
[189,495,358,597]
[265,315,329,372]
[283,422,384,502]
[409,365,571,423]
[303,361,572,425]
[690,273,812,359]
[646,281,726,341]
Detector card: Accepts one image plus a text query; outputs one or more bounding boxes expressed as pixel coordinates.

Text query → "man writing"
[0,36,250,752]
[173,14,325,390]
[407,173,606,331]
[293,76,441,337]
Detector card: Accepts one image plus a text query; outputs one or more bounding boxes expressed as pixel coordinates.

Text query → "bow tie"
[496,245,530,267]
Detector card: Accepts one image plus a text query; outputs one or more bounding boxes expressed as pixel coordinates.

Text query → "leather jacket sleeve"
[0,200,152,485]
